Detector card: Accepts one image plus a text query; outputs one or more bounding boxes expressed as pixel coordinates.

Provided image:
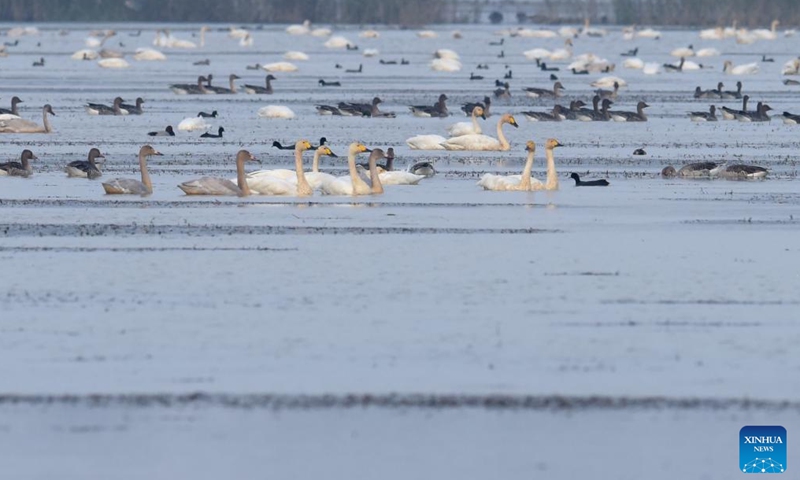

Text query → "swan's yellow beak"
[300,140,312,150]
[358,144,371,153]
[325,147,338,157]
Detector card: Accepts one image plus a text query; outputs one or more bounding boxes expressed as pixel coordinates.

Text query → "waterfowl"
[345,64,363,73]
[205,74,240,94]
[0,149,37,177]
[761,54,774,63]
[248,145,337,189]
[576,96,611,122]
[286,20,311,35]
[262,62,298,72]
[71,49,99,60]
[721,95,749,120]
[470,72,484,80]
[318,79,341,87]
[752,20,780,40]
[595,81,619,99]
[379,59,397,65]
[246,140,315,196]
[200,127,224,138]
[102,145,162,195]
[663,57,685,72]
[409,94,448,118]
[170,76,212,95]
[462,96,491,117]
[0,104,56,133]
[97,58,130,69]
[409,161,436,177]
[671,45,694,57]
[610,101,648,122]
[783,79,800,86]
[447,106,485,136]
[493,82,511,99]
[325,36,354,49]
[178,114,211,131]
[361,146,394,173]
[360,29,380,39]
[244,74,275,94]
[245,63,261,70]
[522,105,564,122]
[562,100,587,120]
[781,58,800,75]
[734,102,771,122]
[257,105,296,119]
[441,113,518,151]
[32,57,45,67]
[406,133,447,150]
[570,172,609,186]
[319,143,375,195]
[689,105,717,122]
[315,105,342,116]
[194,59,210,66]
[523,81,565,98]
[723,60,759,75]
[133,48,166,61]
[120,97,145,115]
[476,140,560,191]
[504,70,513,79]
[86,97,127,115]
[198,111,218,118]
[0,96,23,116]
[719,164,768,180]
[661,162,724,178]
[621,47,638,57]
[782,111,800,124]
[179,150,257,196]
[375,150,425,185]
[721,81,743,99]
[591,76,626,88]
[148,125,175,137]
[65,148,104,179]
[633,148,646,155]
[539,62,560,72]
[696,47,720,57]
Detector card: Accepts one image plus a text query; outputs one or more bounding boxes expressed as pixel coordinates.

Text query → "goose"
[286,20,311,35]
[318,79,341,87]
[610,101,648,122]
[148,125,175,136]
[441,113,518,151]
[475,140,543,191]
[244,74,275,94]
[570,173,609,186]
[504,70,513,79]
[575,95,605,121]
[178,114,211,131]
[133,48,166,61]
[671,44,694,57]
[720,81,743,99]
[720,164,768,180]
[0,149,37,177]
[621,47,639,57]
[318,143,376,195]
[205,74,240,94]
[0,96,23,116]
[360,146,394,173]
[447,106,485,136]
[633,148,646,155]
[591,76,627,88]
[721,95,749,120]
[345,64,363,73]
[696,47,720,57]
[86,97,127,115]
[723,60,759,75]
[409,94,448,118]
[32,57,45,67]
[734,102,771,122]
[179,150,257,196]
[462,97,491,117]
[102,145,162,195]
[170,76,212,95]
[562,100,587,120]
[522,105,564,122]
[257,105,295,119]
[689,105,717,122]
[781,111,800,124]
[523,81,565,98]
[784,79,800,86]
[664,57,685,72]
[0,104,56,133]
[470,72,484,80]
[494,82,511,99]
[200,127,224,138]
[65,148,104,179]
[762,54,775,63]
[120,97,145,114]
[315,105,342,116]
[379,59,398,65]
[195,60,212,68]
[409,161,436,177]
[661,162,724,178]
[97,58,130,69]
[246,140,315,196]
[198,111,218,118]
[262,62,298,72]
[596,81,619,99]
[342,97,394,118]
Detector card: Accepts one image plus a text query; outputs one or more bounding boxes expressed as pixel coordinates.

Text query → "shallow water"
[1,22,799,479]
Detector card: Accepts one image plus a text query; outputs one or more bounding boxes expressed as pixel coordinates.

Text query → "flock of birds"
[3,17,795,194]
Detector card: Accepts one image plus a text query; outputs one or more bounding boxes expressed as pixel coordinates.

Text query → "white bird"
[363,48,379,57]
[319,143,375,195]
[179,150,257,196]
[699,27,724,40]
[239,33,253,47]
[549,39,573,61]
[71,49,98,60]
[623,58,644,69]
[406,134,447,150]
[782,58,800,75]
[133,48,166,61]
[477,139,560,191]
[286,20,311,35]
[246,141,315,196]
[417,30,438,38]
[97,58,129,68]
[517,28,557,38]
[283,51,309,61]
[177,115,210,131]
[243,145,339,190]
[257,105,295,119]
[441,113,518,151]
[559,26,579,38]
[636,28,662,39]
[643,62,661,75]
[591,76,627,88]
[228,27,249,39]
[311,27,332,37]
[0,104,56,134]
[430,58,461,72]
[360,30,380,38]
[435,49,460,60]
[263,61,298,72]
[447,106,485,137]
[671,45,695,57]
[523,48,551,60]
[723,60,759,75]
[324,36,352,48]
[696,47,720,57]
[752,20,780,40]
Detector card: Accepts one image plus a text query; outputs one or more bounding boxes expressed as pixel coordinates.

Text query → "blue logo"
[740,426,787,473]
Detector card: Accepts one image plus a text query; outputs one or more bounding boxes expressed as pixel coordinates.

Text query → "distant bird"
[469,72,484,80]
[193,59,210,66]
[198,110,218,118]
[345,64,363,73]
[539,62,559,72]
[762,54,774,62]
[379,59,397,65]
[689,105,717,122]
[147,125,175,136]
[245,63,261,70]
[318,79,341,87]
[784,79,800,86]
[32,57,45,67]
[489,38,504,46]
[401,58,410,65]
[504,70,513,79]
[633,148,646,155]
[570,173,609,186]
[200,126,224,138]
[497,50,505,58]
[621,47,638,57]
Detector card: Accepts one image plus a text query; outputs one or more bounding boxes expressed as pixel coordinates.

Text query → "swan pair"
[407,113,518,151]
[477,139,562,191]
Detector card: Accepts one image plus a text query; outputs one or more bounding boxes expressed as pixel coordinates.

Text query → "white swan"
[636,28,662,39]
[97,58,129,68]
[102,145,161,195]
[623,58,644,69]
[360,30,380,38]
[283,51,309,61]
[643,62,661,75]
[239,33,253,47]
[523,48,551,60]
[417,30,438,38]
[431,58,461,72]
[71,49,98,60]
[257,105,295,119]
[782,58,800,75]
[699,27,724,40]
[406,134,447,150]
[319,143,374,195]
[244,145,339,190]
[263,61,298,72]
[363,48,379,57]
[286,20,311,35]
[517,28,557,38]
[0,104,55,134]
[311,27,332,37]
[696,47,720,57]
[723,60,759,75]
[671,45,695,57]
[752,20,780,40]
[229,27,249,39]
[447,106,485,137]
[177,115,210,131]
[549,39,573,61]
[441,113,518,151]
[434,49,460,60]
[179,150,257,196]
[133,48,166,61]
[324,36,352,48]
[247,141,314,196]
[477,141,543,191]
[591,76,627,88]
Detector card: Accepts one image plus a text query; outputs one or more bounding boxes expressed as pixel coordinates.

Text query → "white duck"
[319,143,374,195]
[447,105,485,137]
[441,113,518,151]
[246,140,314,196]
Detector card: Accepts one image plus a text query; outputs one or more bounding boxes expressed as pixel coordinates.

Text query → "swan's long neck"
[139,152,152,193]
[471,110,481,132]
[229,77,237,93]
[42,109,52,133]
[519,150,535,190]
[312,150,322,173]
[369,156,384,194]
[295,148,312,196]
[236,157,251,196]
[497,119,510,150]
[347,149,369,193]
[545,147,558,190]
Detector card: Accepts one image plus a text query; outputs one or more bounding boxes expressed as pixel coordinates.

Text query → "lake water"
[1,22,799,479]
